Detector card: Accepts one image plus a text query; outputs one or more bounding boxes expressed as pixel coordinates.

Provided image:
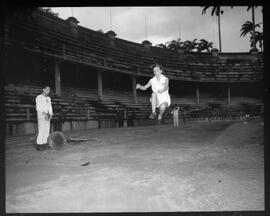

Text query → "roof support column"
[227,85,231,105]
[132,76,137,104]
[54,61,61,96]
[196,84,200,105]
[97,70,103,100]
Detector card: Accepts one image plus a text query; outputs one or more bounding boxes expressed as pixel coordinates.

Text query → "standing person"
[35,86,53,151]
[171,106,180,126]
[136,64,171,121]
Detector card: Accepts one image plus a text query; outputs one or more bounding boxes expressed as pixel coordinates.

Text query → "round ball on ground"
[48,131,66,150]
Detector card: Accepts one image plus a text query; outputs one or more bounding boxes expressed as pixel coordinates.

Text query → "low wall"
[6,120,100,136]
[5,114,262,136]
[6,122,38,136]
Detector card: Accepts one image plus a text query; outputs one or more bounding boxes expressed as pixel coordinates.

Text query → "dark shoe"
[36,144,46,151]
[149,112,157,119]
[44,143,51,150]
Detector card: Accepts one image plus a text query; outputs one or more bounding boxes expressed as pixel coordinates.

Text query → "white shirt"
[35,94,53,114]
[150,74,168,93]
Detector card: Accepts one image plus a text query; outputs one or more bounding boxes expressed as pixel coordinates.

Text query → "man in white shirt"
[136,64,171,121]
[35,86,53,150]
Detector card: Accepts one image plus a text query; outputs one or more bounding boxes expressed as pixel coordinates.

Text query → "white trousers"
[173,116,179,126]
[36,112,50,145]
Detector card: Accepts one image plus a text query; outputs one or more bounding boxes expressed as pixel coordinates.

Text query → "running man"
[136,64,171,120]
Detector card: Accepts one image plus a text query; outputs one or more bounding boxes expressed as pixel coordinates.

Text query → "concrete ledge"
[99,119,115,128]
[16,122,37,135]
[62,122,72,132]
[71,120,99,131]
[6,122,37,136]
[86,120,99,129]
[6,120,99,136]
[6,117,260,136]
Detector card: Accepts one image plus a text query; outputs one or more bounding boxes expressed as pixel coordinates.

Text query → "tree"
[155,43,166,49]
[40,7,59,17]
[164,38,214,53]
[202,6,223,52]
[251,31,263,52]
[96,29,104,33]
[197,39,213,52]
[202,6,233,53]
[165,38,183,51]
[165,40,177,51]
[240,21,262,50]
[182,39,198,52]
[240,21,261,37]
[247,6,258,49]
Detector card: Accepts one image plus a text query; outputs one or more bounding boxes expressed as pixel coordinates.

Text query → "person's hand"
[45,113,53,121]
[157,89,163,94]
[136,84,141,90]
[42,111,47,115]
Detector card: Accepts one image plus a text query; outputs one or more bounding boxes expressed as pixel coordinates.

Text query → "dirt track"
[5,120,264,212]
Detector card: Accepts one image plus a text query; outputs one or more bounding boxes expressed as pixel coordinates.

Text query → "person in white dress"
[136,64,171,120]
[35,86,53,150]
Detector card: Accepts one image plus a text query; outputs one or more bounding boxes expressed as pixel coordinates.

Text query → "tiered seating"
[4,9,263,83]
[5,81,263,137]
[4,82,92,123]
[230,97,262,105]
[199,93,227,105]
[5,83,42,123]
[64,86,151,119]
[62,86,263,121]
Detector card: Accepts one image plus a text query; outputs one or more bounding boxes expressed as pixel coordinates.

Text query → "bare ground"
[5,120,264,212]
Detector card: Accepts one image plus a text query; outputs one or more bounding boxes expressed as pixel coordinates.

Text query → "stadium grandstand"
[3,8,263,136]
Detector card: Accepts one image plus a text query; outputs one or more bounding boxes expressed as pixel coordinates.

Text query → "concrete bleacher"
[3,9,264,145]
[5,82,263,136]
[64,86,151,119]
[4,8,263,83]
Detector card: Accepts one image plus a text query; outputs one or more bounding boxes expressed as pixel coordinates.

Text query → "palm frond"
[212,6,217,16]
[202,6,211,15]
[247,6,258,11]
[255,22,262,28]
[240,21,254,37]
[200,39,207,43]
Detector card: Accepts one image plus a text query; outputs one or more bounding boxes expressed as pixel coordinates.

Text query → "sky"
[50,6,263,52]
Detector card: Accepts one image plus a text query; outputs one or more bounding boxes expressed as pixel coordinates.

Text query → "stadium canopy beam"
[196,85,200,105]
[54,61,61,96]
[227,86,231,104]
[97,70,103,99]
[132,76,137,104]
